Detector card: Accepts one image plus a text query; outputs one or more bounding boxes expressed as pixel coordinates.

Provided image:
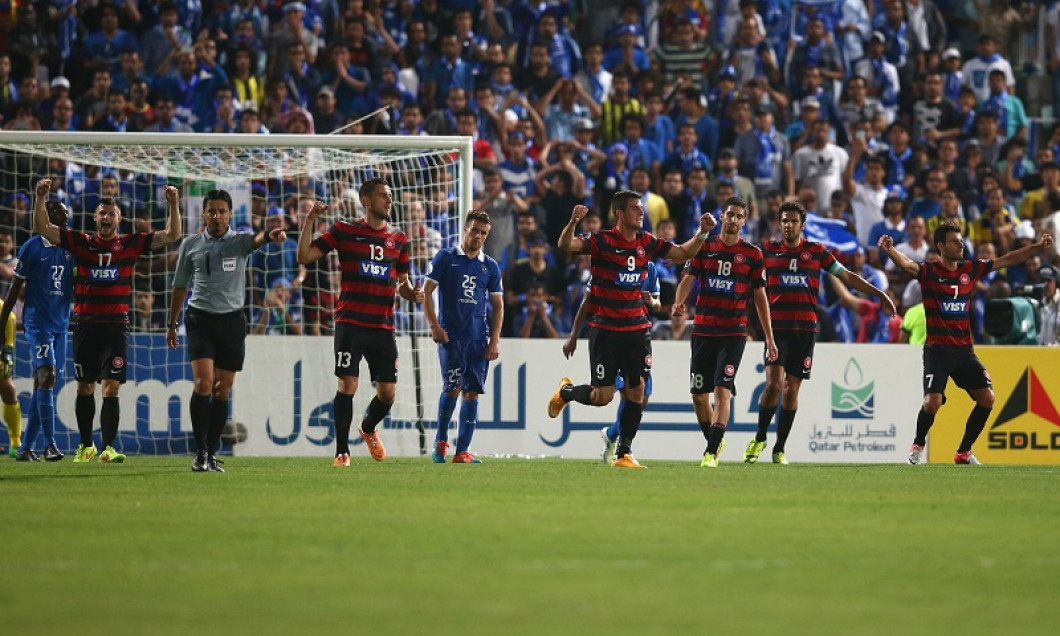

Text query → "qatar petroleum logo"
[831,358,874,419]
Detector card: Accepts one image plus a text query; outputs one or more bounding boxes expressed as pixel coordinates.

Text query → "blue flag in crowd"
[804,213,859,254]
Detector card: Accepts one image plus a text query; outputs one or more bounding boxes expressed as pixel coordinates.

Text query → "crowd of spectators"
[0,0,1059,345]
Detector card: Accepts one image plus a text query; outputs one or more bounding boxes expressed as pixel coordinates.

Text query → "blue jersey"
[427,246,503,342]
[14,236,74,334]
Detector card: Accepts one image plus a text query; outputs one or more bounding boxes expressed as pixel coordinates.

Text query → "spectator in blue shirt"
[83,3,141,75]
[603,24,650,74]
[423,34,475,111]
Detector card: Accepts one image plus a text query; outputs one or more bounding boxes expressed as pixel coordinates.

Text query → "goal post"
[0,130,473,457]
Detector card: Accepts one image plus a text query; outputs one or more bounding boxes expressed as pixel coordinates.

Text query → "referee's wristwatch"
[167,322,179,330]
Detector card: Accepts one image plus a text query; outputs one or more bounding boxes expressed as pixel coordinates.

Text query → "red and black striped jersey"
[312,219,410,330]
[60,230,153,324]
[684,237,765,337]
[917,258,993,348]
[761,238,839,332]
[579,228,672,332]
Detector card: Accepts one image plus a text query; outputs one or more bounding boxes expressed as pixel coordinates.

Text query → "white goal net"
[0,131,471,457]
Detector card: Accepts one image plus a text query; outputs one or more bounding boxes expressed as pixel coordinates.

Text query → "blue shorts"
[439,339,489,394]
[615,372,653,396]
[26,328,67,379]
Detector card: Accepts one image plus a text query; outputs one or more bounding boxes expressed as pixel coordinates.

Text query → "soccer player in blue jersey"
[422,210,504,464]
[564,262,662,462]
[0,197,74,461]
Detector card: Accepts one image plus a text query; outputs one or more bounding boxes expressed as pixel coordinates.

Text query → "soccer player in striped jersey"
[422,210,503,464]
[549,193,714,469]
[880,225,1054,465]
[748,201,895,465]
[297,178,425,467]
[672,196,778,468]
[34,178,182,463]
[0,200,74,461]
[563,261,661,463]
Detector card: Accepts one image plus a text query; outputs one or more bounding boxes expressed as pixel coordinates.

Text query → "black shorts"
[767,330,816,379]
[186,307,247,371]
[923,345,992,395]
[73,322,130,384]
[588,327,652,389]
[690,335,747,395]
[334,322,398,383]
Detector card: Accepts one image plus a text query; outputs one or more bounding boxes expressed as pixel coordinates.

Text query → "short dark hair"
[611,190,641,216]
[933,223,961,250]
[359,177,389,201]
[779,200,807,223]
[455,108,477,121]
[466,210,491,226]
[724,195,748,212]
[96,196,121,213]
[203,189,233,212]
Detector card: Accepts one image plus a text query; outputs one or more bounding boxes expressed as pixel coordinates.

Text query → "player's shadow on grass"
[0,470,156,482]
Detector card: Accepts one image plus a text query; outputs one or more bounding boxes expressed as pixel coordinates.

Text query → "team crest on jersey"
[112,243,123,253]
[645,354,652,367]
[804,356,812,368]
[481,264,488,274]
[960,274,970,285]
[800,251,811,261]
[112,356,125,369]
[385,238,396,249]
[635,246,645,258]
[734,253,745,264]
[984,369,990,379]
[724,364,735,376]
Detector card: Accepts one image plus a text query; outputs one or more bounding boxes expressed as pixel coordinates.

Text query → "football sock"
[436,392,458,443]
[100,397,120,449]
[3,400,21,451]
[958,405,992,453]
[615,400,643,457]
[455,399,478,455]
[773,407,798,453]
[914,408,936,446]
[334,392,354,455]
[207,398,229,453]
[360,397,392,434]
[75,394,95,447]
[697,418,712,441]
[706,423,726,455]
[38,387,56,446]
[560,383,593,405]
[189,392,211,452]
[756,402,778,442]
[20,391,40,453]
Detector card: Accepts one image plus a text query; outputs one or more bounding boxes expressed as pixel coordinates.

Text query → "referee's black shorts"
[186,307,247,371]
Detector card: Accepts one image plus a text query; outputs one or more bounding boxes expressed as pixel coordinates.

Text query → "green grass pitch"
[2,457,1057,636]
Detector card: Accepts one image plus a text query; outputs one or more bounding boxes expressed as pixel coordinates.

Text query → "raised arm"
[877,234,919,277]
[296,201,328,264]
[836,268,897,316]
[843,139,864,197]
[32,179,61,245]
[252,225,289,248]
[667,213,715,261]
[558,204,589,254]
[992,233,1054,271]
[152,185,183,249]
